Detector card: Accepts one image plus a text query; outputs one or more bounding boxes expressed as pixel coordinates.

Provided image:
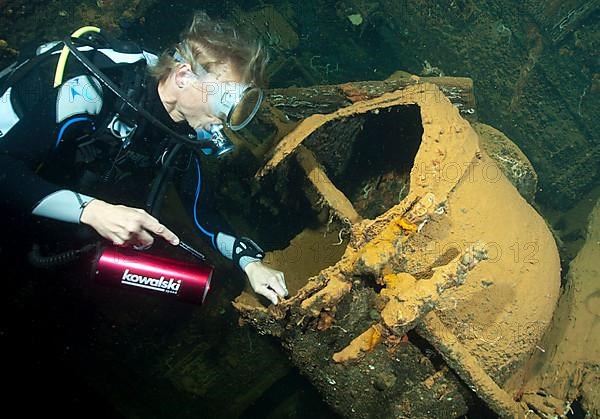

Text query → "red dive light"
[93,246,213,304]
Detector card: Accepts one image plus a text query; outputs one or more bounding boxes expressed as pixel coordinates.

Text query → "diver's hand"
[244,261,288,305]
[80,199,180,248]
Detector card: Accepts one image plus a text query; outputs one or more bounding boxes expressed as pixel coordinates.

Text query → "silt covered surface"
[234,82,561,417]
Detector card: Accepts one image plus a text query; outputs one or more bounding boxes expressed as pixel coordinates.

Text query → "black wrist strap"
[232,237,265,267]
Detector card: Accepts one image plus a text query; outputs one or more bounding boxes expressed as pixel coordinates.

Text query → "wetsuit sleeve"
[0,73,101,221]
[0,153,62,213]
[173,153,261,271]
[0,151,95,223]
[1,45,153,224]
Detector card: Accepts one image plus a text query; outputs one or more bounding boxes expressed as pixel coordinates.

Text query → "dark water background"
[0,0,598,418]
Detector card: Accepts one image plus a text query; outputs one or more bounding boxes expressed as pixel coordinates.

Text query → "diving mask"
[173,50,264,131]
[205,82,263,131]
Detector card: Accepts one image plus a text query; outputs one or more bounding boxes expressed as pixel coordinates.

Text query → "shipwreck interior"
[1,0,598,417]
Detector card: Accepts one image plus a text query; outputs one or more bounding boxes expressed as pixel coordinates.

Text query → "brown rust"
[235,81,561,418]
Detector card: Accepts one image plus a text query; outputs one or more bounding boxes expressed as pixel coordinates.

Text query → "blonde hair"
[150,11,269,88]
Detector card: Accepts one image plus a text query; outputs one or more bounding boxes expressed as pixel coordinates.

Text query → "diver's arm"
[176,155,260,268]
[0,153,66,216]
[30,190,181,247]
[0,69,102,219]
[176,155,288,304]
[244,261,288,305]
[0,153,178,248]
[32,189,181,247]
[214,233,287,304]
[220,234,288,303]
[80,199,179,247]
[213,232,262,270]
[32,190,95,223]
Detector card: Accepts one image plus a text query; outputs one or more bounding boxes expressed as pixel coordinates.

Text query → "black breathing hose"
[28,243,98,269]
[62,37,212,149]
[146,143,184,217]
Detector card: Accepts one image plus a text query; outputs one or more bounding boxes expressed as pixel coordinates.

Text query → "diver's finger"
[277,273,289,297]
[268,276,287,299]
[259,286,279,305]
[133,230,155,249]
[140,217,179,245]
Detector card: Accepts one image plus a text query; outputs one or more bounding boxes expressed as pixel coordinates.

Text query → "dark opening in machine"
[304,104,423,219]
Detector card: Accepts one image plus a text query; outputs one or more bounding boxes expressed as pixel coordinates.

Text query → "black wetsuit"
[0,41,267,414]
[0,41,259,269]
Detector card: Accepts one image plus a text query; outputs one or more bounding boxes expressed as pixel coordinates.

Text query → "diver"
[0,12,288,305]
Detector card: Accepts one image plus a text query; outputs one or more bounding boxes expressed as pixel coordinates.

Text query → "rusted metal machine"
[232,76,560,418]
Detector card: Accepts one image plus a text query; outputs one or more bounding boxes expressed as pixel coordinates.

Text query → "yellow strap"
[53,26,101,88]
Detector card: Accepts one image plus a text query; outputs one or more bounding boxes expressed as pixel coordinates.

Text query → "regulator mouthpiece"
[196,124,234,157]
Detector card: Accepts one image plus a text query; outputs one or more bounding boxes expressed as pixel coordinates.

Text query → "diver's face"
[177,62,240,131]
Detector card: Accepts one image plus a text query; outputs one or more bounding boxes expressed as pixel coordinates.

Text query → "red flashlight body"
[93,246,213,304]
